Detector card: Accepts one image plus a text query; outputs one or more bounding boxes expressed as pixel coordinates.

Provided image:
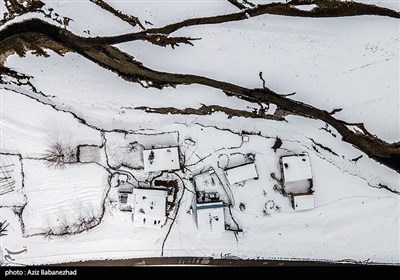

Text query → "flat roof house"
[280,154,315,211]
[143,146,180,172]
[224,162,258,185]
[280,154,313,194]
[193,201,225,233]
[130,188,167,228]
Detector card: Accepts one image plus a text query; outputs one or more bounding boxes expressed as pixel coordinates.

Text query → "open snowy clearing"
[359,0,400,11]
[111,0,237,28]
[22,160,110,236]
[116,14,399,142]
[3,51,256,128]
[0,88,102,157]
[4,13,398,142]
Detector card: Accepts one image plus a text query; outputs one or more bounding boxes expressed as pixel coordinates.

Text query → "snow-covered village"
[0,0,399,268]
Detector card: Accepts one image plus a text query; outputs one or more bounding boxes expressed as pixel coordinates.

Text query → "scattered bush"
[40,206,100,237]
[263,200,281,216]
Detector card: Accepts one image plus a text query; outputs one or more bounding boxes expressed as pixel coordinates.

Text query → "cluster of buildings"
[118,146,180,229]
[117,143,316,232]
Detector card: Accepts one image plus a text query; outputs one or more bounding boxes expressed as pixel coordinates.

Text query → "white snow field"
[0,0,399,266]
[359,0,400,11]
[3,51,257,130]
[111,0,237,28]
[22,160,110,236]
[1,0,237,37]
[0,88,102,157]
[4,11,398,142]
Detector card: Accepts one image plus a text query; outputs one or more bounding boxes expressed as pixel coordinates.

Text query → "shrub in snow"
[245,153,255,162]
[148,150,155,164]
[263,200,281,216]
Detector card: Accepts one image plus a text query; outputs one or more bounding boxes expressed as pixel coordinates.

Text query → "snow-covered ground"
[22,160,110,236]
[1,0,399,266]
[3,2,398,141]
[0,88,102,157]
[1,0,136,37]
[111,0,237,28]
[40,0,138,36]
[3,51,256,130]
[1,0,237,36]
[0,1,5,18]
[116,14,399,142]
[358,0,400,11]
[294,4,317,11]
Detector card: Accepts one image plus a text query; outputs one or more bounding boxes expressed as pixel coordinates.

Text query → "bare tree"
[43,141,77,168]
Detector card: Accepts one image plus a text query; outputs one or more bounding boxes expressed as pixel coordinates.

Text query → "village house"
[117,182,168,228]
[143,146,180,172]
[193,201,225,233]
[130,188,168,228]
[280,154,315,211]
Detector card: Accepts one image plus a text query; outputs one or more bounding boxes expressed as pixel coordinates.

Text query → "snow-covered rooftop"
[131,188,167,228]
[195,202,225,233]
[224,162,258,185]
[293,194,315,211]
[143,147,180,172]
[281,154,312,183]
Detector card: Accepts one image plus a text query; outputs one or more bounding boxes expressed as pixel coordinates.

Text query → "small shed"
[194,201,225,233]
[131,188,167,228]
[224,162,258,185]
[117,182,134,208]
[143,147,180,172]
[292,193,315,211]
